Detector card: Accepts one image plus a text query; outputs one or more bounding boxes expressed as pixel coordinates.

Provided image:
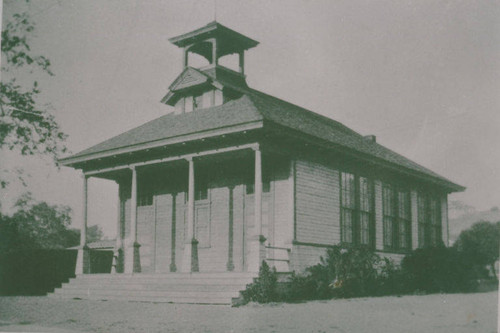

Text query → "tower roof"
[169,21,259,58]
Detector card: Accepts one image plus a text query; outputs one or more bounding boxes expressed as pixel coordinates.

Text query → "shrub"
[285,264,334,301]
[401,245,478,293]
[241,261,279,303]
[284,245,392,301]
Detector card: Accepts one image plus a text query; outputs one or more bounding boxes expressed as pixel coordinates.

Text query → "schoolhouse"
[53,22,464,304]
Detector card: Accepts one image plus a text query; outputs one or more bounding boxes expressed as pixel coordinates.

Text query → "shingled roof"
[61,68,463,192]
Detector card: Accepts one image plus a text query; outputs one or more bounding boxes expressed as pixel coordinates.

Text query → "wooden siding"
[272,163,294,247]
[137,205,155,272]
[294,160,340,245]
[290,244,328,272]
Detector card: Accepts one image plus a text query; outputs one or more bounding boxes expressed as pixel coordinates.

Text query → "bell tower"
[169,21,259,75]
[163,22,259,113]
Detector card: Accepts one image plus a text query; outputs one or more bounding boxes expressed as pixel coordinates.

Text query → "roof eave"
[58,120,264,168]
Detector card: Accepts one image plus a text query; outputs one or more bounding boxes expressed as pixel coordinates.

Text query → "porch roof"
[60,73,464,192]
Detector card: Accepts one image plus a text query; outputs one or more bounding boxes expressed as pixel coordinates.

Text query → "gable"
[168,67,209,92]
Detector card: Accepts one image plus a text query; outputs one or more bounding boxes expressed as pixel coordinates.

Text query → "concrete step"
[61,283,247,292]
[50,273,255,305]
[67,277,254,286]
[53,288,240,299]
[49,293,234,304]
[76,272,255,279]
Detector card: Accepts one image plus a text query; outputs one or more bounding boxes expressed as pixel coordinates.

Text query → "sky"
[2,0,499,237]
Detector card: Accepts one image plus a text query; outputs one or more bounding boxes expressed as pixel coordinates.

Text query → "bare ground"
[0,291,497,333]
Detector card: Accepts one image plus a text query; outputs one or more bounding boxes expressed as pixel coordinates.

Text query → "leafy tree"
[1,9,67,189]
[0,193,77,252]
[454,221,500,279]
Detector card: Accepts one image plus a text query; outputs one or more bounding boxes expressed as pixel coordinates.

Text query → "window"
[397,191,411,250]
[340,172,374,246]
[359,177,373,245]
[138,193,153,206]
[418,194,441,247]
[383,184,411,251]
[429,197,441,245]
[340,172,356,244]
[382,185,395,248]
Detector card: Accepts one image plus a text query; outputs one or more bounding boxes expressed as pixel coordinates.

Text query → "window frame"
[382,183,411,253]
[418,193,442,248]
[340,172,375,248]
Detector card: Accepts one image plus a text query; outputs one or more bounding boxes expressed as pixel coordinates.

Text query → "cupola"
[162,22,259,114]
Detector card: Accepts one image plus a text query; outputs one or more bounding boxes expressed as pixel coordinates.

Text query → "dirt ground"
[0,291,497,333]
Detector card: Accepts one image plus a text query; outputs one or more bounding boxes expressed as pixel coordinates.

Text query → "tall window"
[429,197,441,245]
[382,185,395,248]
[340,172,373,246]
[383,184,411,251]
[418,194,442,247]
[397,191,411,249]
[418,194,427,247]
[341,172,355,244]
[359,177,373,246]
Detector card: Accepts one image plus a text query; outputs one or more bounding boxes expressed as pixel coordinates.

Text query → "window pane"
[384,217,393,247]
[341,172,355,243]
[342,209,353,243]
[399,221,407,249]
[383,184,394,248]
[360,212,370,245]
[359,177,372,213]
[397,190,410,250]
[341,172,355,209]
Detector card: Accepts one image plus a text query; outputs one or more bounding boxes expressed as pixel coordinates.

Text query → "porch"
[74,143,293,276]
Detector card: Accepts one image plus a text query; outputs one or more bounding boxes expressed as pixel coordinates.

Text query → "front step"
[50,273,257,305]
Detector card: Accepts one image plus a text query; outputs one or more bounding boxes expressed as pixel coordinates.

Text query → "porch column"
[124,166,141,273]
[181,157,199,272]
[248,146,266,272]
[112,181,123,274]
[75,174,90,274]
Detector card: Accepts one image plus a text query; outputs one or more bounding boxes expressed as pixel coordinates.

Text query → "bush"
[242,244,483,304]
[241,261,279,303]
[401,245,478,293]
[284,245,397,301]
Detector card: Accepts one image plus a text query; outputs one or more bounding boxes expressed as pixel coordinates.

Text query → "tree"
[0,192,106,253]
[1,10,67,189]
[0,193,78,251]
[454,221,500,280]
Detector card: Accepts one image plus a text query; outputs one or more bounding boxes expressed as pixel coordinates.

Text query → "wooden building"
[53,22,464,303]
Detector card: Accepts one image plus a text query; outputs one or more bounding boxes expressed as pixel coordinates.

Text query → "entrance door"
[154,192,185,273]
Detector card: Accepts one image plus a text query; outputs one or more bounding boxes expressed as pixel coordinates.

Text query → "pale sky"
[2,0,499,237]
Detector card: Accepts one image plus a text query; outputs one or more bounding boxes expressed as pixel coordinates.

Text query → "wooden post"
[75,174,90,275]
[181,157,198,272]
[183,47,188,68]
[254,148,263,236]
[211,38,218,66]
[239,51,245,75]
[124,167,141,273]
[112,181,123,274]
[248,146,266,272]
